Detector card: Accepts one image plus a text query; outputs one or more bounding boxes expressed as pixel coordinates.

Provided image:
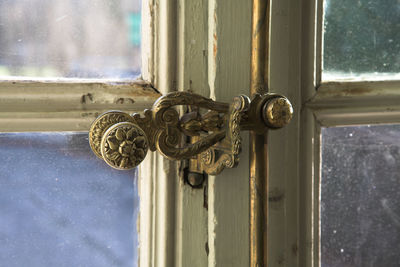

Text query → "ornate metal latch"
[89,91,292,175]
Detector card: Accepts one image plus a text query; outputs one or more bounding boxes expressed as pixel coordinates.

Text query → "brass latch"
[89,91,292,175]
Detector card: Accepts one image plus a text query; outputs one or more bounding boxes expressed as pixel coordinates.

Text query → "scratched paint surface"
[0,0,141,79]
[321,125,400,267]
[0,133,138,267]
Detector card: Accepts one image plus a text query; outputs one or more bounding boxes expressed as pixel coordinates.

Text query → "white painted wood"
[268,0,302,266]
[175,1,209,267]
[139,1,158,267]
[207,1,252,266]
[268,1,400,267]
[141,0,155,83]
[177,0,209,97]
[315,0,324,87]
[139,1,179,267]
[299,0,322,265]
[0,80,159,132]
[142,1,254,266]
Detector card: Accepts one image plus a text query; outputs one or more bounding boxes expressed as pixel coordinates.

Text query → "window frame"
[9,0,399,265]
[0,1,162,267]
[268,0,400,266]
[140,1,254,267]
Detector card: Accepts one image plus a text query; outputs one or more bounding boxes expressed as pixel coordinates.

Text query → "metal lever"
[89,91,292,175]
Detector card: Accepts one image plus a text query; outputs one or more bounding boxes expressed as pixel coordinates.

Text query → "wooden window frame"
[0,1,162,267]
[10,0,399,265]
[268,0,400,266]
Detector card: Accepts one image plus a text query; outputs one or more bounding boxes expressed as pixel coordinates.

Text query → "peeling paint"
[213,33,217,59]
[205,242,209,256]
[203,183,208,210]
[116,98,135,104]
[81,112,99,118]
[292,243,298,256]
[81,93,94,104]
[277,253,285,265]
[269,187,285,210]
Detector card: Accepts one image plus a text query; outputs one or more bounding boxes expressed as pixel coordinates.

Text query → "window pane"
[0,0,141,79]
[322,0,400,81]
[0,133,138,267]
[321,125,400,267]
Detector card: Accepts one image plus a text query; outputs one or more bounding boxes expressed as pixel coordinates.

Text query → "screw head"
[263,97,293,128]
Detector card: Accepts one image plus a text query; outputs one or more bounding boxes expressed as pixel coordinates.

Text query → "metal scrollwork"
[200,95,250,175]
[89,91,293,174]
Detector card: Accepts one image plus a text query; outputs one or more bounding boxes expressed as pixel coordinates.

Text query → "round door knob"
[262,96,293,129]
[101,122,149,170]
[89,111,136,159]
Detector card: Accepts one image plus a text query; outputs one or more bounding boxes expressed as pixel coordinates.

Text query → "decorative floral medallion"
[89,111,135,158]
[100,122,149,170]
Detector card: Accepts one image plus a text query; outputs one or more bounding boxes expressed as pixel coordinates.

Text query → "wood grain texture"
[177,0,209,97]
[207,0,252,266]
[268,0,302,266]
[175,1,209,266]
[0,80,159,132]
[139,1,179,267]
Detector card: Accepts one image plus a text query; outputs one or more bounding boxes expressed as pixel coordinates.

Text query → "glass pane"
[321,125,400,267]
[322,0,400,81]
[0,133,138,267]
[0,0,141,79]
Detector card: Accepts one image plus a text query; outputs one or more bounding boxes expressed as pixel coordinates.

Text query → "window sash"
[269,0,400,266]
[0,80,159,132]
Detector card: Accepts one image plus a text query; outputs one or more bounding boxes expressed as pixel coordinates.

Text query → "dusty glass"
[321,125,400,267]
[0,0,141,79]
[322,0,400,81]
[0,133,138,267]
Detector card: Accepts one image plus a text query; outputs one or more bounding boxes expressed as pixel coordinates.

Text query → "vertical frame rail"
[250,0,270,266]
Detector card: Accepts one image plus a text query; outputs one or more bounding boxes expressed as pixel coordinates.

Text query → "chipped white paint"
[0,80,159,132]
[207,1,252,267]
[139,1,178,267]
[142,0,253,266]
[175,1,209,267]
[141,0,253,266]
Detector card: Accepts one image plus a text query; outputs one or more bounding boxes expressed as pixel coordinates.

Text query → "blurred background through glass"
[0,133,139,267]
[0,0,141,79]
[323,0,400,81]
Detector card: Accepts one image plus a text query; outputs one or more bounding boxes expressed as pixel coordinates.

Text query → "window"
[0,132,139,266]
[268,0,400,266]
[0,1,158,266]
[9,0,399,266]
[0,0,141,79]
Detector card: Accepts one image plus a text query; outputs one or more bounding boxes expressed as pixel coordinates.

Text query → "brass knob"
[89,111,136,159]
[89,111,149,170]
[89,92,294,174]
[101,122,149,170]
[262,96,293,128]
